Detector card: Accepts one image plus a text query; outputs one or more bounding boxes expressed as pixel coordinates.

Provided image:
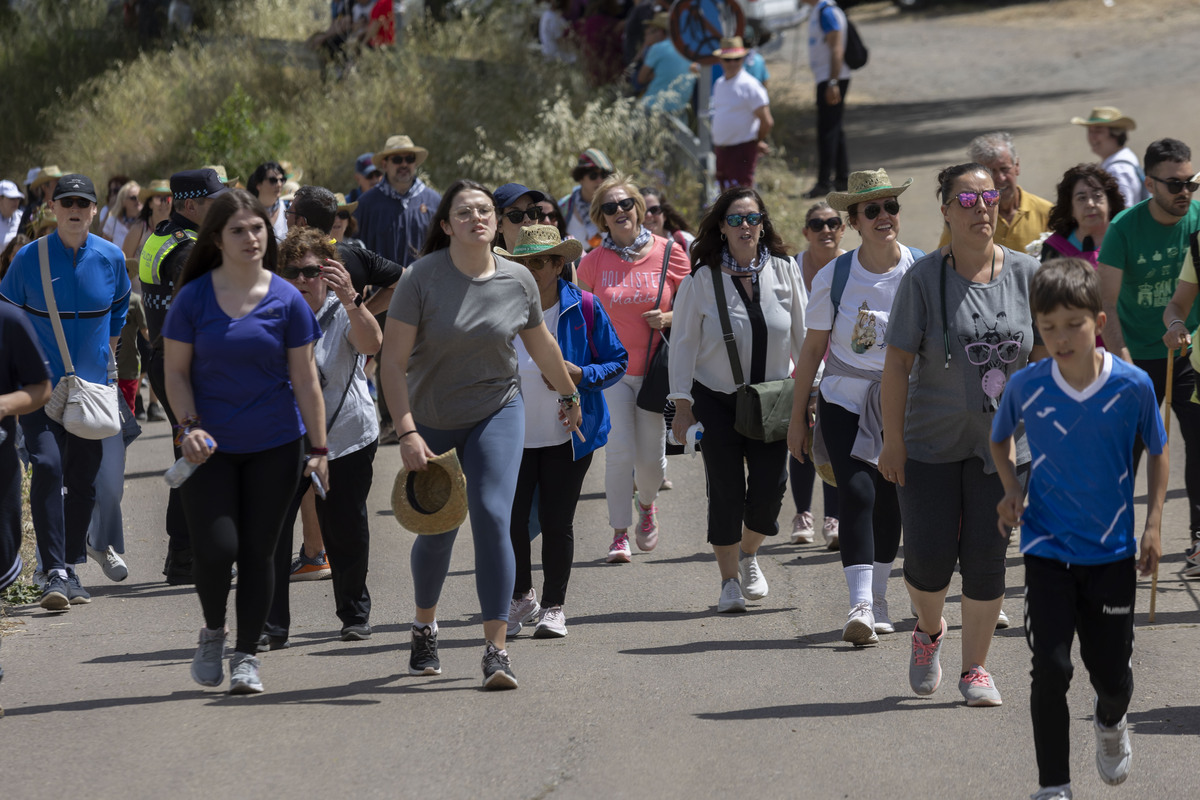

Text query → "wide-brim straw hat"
[138,179,171,204]
[494,224,583,263]
[826,169,912,211]
[1070,106,1136,131]
[374,135,429,169]
[201,164,241,187]
[334,192,358,216]
[714,36,748,59]
[392,449,468,535]
[31,165,64,191]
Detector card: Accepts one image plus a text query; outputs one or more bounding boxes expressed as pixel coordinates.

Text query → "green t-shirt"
[1099,199,1200,360]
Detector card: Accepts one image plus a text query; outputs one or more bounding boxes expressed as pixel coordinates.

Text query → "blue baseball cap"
[356,153,380,177]
[493,183,548,212]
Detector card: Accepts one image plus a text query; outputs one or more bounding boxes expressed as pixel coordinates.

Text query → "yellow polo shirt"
[937,187,1053,252]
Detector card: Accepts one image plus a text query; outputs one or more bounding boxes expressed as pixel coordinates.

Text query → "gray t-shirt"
[313,293,379,460]
[388,249,543,429]
[885,247,1041,472]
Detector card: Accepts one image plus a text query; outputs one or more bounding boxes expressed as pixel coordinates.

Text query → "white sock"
[872,561,893,600]
[844,564,872,608]
[50,568,68,580]
[414,619,437,635]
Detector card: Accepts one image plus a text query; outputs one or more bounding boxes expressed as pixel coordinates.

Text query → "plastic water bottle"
[667,422,704,455]
[0,428,7,446]
[163,439,215,488]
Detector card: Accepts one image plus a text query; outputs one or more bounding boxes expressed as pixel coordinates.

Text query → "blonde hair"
[115,181,141,216]
[588,173,646,233]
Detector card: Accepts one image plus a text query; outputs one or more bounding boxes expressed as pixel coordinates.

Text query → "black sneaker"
[409,625,441,675]
[39,575,70,611]
[481,642,518,690]
[65,570,91,604]
[255,633,289,652]
[341,624,372,641]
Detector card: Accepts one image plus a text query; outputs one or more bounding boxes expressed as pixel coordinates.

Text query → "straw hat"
[373,135,429,169]
[1070,106,1136,131]
[826,169,913,212]
[392,449,469,535]
[30,165,64,191]
[201,164,241,187]
[138,179,171,204]
[334,192,358,216]
[646,11,670,31]
[713,36,748,59]
[494,224,583,263]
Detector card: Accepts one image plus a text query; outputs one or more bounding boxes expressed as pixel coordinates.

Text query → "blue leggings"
[412,398,524,621]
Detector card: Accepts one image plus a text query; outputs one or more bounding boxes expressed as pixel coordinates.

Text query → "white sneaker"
[823,518,840,550]
[1094,698,1132,785]
[996,607,1011,629]
[1031,785,1073,800]
[842,601,878,646]
[87,543,129,582]
[872,595,894,634]
[507,588,541,637]
[533,605,568,638]
[790,511,814,544]
[739,553,768,600]
[606,532,631,563]
[717,578,746,613]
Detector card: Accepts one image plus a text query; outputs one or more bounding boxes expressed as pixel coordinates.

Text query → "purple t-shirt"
[162,272,321,453]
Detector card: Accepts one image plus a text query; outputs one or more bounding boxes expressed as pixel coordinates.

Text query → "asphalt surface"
[4,3,1200,798]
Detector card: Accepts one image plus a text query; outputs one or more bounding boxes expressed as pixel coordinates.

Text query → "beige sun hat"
[713,36,748,59]
[334,192,358,216]
[137,179,171,204]
[826,169,913,212]
[373,135,429,169]
[392,449,468,535]
[494,224,583,263]
[30,165,64,191]
[201,164,241,187]
[1070,106,1137,131]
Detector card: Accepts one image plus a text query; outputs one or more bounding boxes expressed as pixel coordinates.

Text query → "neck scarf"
[602,226,653,262]
[722,243,769,275]
[377,176,426,206]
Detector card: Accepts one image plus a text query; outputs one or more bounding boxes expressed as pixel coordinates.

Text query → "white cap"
[24,168,40,187]
[0,180,22,199]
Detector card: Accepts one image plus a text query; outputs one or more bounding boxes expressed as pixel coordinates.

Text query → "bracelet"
[558,392,581,407]
[397,430,419,441]
[1169,319,1186,329]
[306,446,330,457]
[173,415,202,448]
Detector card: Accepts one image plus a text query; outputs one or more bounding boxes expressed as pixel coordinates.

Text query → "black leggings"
[147,349,189,552]
[817,395,900,568]
[509,441,593,607]
[180,438,303,654]
[1133,354,1200,531]
[790,454,840,519]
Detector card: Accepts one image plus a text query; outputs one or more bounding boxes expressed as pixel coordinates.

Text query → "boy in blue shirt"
[991,258,1167,800]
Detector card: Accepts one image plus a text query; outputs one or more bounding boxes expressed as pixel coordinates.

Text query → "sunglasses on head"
[725,212,764,227]
[278,263,321,280]
[1149,175,1200,194]
[57,197,93,209]
[953,190,1001,209]
[501,207,548,224]
[807,217,842,232]
[862,200,900,220]
[644,204,663,215]
[389,154,418,166]
[600,197,637,216]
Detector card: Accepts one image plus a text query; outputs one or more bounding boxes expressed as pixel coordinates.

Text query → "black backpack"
[844,17,868,70]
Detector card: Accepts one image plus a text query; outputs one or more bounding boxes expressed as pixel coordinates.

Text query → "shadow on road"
[695,695,961,720]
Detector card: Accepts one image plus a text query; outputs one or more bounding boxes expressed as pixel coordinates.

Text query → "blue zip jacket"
[0,231,130,384]
[553,279,626,459]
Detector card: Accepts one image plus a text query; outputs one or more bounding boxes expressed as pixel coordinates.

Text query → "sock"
[50,568,68,580]
[844,564,872,608]
[413,619,437,635]
[872,561,893,600]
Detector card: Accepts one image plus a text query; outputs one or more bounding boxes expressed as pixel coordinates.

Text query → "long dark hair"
[177,189,278,290]
[641,186,693,235]
[1047,163,1125,237]
[420,179,495,256]
[247,161,284,199]
[689,187,788,274]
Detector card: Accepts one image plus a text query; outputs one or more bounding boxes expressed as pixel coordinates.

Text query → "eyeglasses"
[645,205,663,216]
[452,204,495,222]
[1149,175,1200,194]
[584,170,610,181]
[265,176,284,185]
[725,212,764,227]
[57,197,93,209]
[389,154,418,166]
[964,340,1021,366]
[280,265,322,279]
[599,197,637,216]
[523,256,559,271]
[953,190,1001,209]
[807,217,842,232]
[862,200,900,220]
[501,207,548,224]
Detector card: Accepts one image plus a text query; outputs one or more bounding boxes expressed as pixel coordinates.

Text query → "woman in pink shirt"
[578,176,690,563]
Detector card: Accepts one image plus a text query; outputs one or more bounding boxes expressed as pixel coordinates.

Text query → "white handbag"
[38,236,122,440]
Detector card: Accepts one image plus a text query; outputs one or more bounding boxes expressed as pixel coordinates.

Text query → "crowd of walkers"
[1,100,1197,798]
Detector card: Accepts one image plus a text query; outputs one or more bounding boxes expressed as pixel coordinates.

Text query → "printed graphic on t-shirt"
[592,268,661,307]
[960,311,1023,410]
[851,301,880,354]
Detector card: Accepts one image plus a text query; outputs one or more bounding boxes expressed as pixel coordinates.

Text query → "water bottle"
[163,439,215,488]
[667,422,704,455]
[0,428,7,446]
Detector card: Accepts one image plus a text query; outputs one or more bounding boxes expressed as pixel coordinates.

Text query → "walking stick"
[1150,348,1175,623]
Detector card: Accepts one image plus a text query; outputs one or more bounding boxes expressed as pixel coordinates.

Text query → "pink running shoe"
[606,532,632,563]
[635,502,658,551]
[959,664,1003,707]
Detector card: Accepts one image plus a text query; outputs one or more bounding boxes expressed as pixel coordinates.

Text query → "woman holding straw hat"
[496,225,626,639]
[380,180,583,690]
[787,169,921,645]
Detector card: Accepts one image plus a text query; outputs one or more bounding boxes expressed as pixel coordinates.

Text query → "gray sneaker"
[958,665,1002,706]
[739,553,768,600]
[909,617,945,695]
[481,642,518,690]
[86,543,128,582]
[717,578,746,613]
[507,588,541,637]
[65,570,91,604]
[1031,786,1073,800]
[873,595,895,634]
[39,574,70,611]
[229,652,264,694]
[191,626,227,687]
[533,606,568,638]
[1094,698,1131,785]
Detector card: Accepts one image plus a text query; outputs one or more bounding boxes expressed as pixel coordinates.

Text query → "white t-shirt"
[806,246,916,415]
[102,213,133,250]
[710,70,770,147]
[516,302,571,448]
[807,0,852,83]
[539,9,575,63]
[1101,146,1148,209]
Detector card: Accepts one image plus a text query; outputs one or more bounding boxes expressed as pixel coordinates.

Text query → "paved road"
[4,4,1200,798]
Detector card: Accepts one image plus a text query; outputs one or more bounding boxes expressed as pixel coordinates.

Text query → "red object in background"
[369,0,395,47]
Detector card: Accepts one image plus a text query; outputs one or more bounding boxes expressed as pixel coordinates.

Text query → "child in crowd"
[990,258,1166,800]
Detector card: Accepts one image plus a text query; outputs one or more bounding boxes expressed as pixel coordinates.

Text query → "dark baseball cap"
[170,168,229,200]
[52,174,97,203]
[355,153,380,177]
[493,182,548,211]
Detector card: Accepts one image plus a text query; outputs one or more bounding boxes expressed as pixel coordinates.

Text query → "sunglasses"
[57,197,94,209]
[807,217,842,232]
[336,210,352,220]
[862,200,900,220]
[389,154,418,166]
[953,190,1001,209]
[599,197,637,216]
[645,204,663,216]
[523,256,559,271]
[280,265,322,279]
[501,207,549,224]
[584,170,610,181]
[725,212,764,227]
[265,176,284,185]
[1149,175,1200,194]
